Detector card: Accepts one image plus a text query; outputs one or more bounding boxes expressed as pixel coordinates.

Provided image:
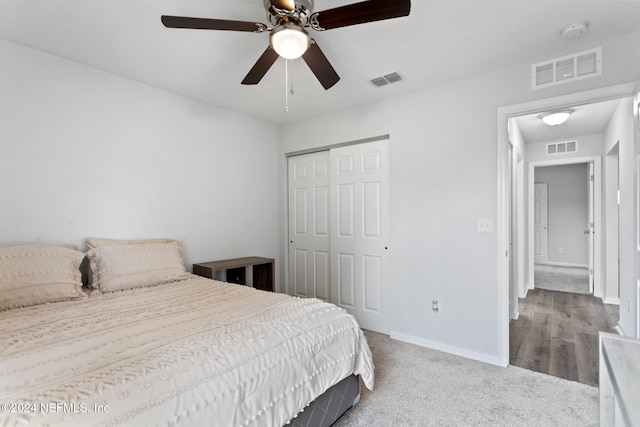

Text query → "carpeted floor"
[534,264,590,294]
[334,331,598,427]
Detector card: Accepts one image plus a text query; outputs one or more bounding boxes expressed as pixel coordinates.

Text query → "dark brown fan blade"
[309,0,411,31]
[161,15,267,33]
[302,40,340,90]
[241,46,280,85]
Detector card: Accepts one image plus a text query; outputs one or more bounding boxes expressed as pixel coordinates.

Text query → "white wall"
[280,30,640,364]
[0,39,281,281]
[604,97,637,336]
[535,164,589,266]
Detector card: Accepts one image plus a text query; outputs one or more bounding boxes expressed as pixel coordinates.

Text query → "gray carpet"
[534,264,590,295]
[334,331,598,427]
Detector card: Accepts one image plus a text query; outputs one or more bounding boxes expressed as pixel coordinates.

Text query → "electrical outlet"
[559,247,564,254]
[477,218,493,233]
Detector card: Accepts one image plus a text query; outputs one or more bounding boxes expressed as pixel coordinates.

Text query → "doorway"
[530,160,598,296]
[496,83,639,367]
[510,131,613,386]
[286,138,391,333]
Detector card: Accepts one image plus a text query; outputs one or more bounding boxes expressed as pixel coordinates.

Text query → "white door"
[588,163,594,293]
[287,151,331,301]
[330,140,390,333]
[534,182,549,264]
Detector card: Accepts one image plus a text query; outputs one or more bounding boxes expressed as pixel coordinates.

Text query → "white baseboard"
[545,261,589,269]
[603,297,620,305]
[389,331,506,367]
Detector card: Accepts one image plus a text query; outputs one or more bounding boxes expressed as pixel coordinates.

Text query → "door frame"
[589,162,595,294]
[496,82,639,367]
[527,157,602,297]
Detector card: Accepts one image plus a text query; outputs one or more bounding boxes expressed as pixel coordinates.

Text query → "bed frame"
[290,374,359,427]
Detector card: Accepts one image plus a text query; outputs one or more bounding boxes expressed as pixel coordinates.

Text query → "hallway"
[509,288,619,386]
[534,265,590,294]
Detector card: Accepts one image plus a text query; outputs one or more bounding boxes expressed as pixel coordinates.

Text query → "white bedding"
[0,275,374,427]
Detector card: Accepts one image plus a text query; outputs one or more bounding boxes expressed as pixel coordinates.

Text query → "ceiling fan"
[161,0,411,90]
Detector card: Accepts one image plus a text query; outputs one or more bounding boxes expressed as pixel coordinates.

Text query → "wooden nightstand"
[192,256,275,292]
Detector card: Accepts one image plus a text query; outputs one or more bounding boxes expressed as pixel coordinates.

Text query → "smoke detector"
[561,22,588,40]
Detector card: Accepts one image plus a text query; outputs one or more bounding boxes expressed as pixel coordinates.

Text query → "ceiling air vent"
[370,72,404,87]
[547,140,578,155]
[532,47,601,90]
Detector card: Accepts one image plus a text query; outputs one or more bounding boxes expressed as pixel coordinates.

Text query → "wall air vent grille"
[546,140,578,155]
[370,72,404,87]
[532,47,601,90]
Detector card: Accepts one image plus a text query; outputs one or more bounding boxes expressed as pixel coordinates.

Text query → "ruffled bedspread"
[0,276,374,426]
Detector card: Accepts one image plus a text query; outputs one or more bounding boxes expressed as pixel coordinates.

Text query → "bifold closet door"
[287,151,331,301]
[330,140,390,334]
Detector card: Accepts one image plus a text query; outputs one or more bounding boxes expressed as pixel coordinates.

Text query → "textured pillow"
[85,237,175,250]
[86,241,189,292]
[0,244,85,311]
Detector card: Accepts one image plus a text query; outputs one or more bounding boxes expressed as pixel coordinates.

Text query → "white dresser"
[599,332,640,426]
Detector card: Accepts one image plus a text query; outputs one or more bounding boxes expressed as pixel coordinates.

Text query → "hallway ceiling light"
[540,110,573,126]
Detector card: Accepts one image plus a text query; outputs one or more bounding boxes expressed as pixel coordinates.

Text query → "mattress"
[0,275,374,426]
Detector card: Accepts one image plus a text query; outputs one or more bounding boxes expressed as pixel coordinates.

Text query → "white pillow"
[86,241,189,292]
[0,244,84,311]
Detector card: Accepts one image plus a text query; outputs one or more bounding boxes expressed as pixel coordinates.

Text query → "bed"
[0,241,374,427]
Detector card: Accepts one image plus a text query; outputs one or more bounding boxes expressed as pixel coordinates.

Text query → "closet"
[287,138,390,333]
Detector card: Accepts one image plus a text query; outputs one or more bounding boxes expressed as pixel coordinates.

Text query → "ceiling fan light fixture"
[540,110,573,126]
[270,23,310,59]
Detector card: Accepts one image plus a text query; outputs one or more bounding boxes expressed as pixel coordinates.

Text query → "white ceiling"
[1,0,639,125]
[513,98,622,144]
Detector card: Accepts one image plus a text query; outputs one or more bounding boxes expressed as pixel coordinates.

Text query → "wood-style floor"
[509,288,619,386]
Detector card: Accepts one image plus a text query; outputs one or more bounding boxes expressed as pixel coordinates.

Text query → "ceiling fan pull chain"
[285,58,295,112]
[289,59,295,95]
[285,58,290,112]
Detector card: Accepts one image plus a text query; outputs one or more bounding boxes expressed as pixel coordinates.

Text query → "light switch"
[477,217,493,233]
